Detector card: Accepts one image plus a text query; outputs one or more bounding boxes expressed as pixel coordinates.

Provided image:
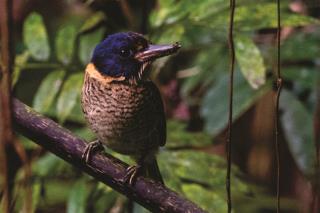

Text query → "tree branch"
[12,98,206,213]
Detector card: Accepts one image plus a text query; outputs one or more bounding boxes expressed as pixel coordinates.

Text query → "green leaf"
[149,0,187,27]
[151,1,318,34]
[133,203,151,213]
[56,25,77,64]
[64,97,86,124]
[16,178,41,212]
[282,67,317,90]
[67,180,89,213]
[182,184,227,212]
[23,12,50,61]
[79,28,104,65]
[196,3,319,31]
[32,153,61,177]
[150,0,225,27]
[41,180,73,206]
[158,150,249,212]
[152,24,185,44]
[92,185,118,213]
[166,120,211,148]
[33,70,65,113]
[56,72,83,123]
[31,181,41,212]
[79,12,106,34]
[72,127,95,141]
[282,31,320,61]
[12,51,30,87]
[280,90,315,175]
[235,35,266,89]
[201,72,270,136]
[181,44,227,101]
[188,0,227,22]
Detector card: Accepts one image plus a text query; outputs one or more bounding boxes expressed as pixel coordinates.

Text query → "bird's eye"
[119,48,133,58]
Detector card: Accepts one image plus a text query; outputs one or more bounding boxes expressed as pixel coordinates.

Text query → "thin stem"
[275,0,282,212]
[227,0,236,212]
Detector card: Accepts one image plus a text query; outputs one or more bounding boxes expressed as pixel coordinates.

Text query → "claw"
[124,165,142,185]
[82,140,104,164]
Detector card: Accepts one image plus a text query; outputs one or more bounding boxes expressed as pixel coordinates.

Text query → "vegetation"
[2,0,320,212]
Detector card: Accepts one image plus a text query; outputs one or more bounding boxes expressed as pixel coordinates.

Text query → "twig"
[12,98,206,213]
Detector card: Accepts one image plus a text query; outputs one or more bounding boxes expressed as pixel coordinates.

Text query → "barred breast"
[81,72,166,157]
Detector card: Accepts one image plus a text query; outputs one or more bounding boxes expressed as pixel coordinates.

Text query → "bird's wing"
[148,82,166,147]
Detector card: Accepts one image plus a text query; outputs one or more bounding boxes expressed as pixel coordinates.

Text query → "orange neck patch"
[85,63,125,85]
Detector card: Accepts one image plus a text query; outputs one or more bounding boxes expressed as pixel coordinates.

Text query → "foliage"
[10,0,320,212]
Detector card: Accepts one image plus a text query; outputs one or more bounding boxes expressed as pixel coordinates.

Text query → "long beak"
[135,42,181,62]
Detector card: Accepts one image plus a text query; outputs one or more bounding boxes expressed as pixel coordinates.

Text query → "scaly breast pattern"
[81,73,161,156]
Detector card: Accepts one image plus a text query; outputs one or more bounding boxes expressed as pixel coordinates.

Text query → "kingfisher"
[81,32,181,184]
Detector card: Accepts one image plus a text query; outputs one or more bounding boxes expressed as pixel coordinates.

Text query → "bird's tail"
[145,159,164,184]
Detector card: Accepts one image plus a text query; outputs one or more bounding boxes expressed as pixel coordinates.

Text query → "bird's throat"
[85,63,125,85]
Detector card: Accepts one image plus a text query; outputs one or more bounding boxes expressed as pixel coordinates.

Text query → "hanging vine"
[227,0,236,212]
[275,0,282,212]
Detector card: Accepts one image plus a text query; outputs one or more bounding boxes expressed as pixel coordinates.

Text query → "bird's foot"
[82,140,104,164]
[124,164,143,185]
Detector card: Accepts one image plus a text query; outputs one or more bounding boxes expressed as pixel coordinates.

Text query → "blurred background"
[1,0,320,212]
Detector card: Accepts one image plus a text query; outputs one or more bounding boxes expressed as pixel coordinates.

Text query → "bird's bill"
[135,43,181,62]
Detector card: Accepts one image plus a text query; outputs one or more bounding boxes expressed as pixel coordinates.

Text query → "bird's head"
[90,32,181,84]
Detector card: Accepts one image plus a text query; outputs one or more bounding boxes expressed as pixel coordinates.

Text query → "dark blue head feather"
[91,32,149,78]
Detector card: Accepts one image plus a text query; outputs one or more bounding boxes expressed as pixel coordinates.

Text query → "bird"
[81,32,181,185]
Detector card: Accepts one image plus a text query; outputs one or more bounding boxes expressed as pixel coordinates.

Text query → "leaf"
[79,12,106,34]
[235,35,266,89]
[56,72,83,123]
[201,71,270,136]
[166,120,212,148]
[90,183,118,213]
[280,90,315,175]
[149,0,187,27]
[32,153,71,179]
[282,67,317,90]
[63,98,86,123]
[42,180,73,205]
[31,181,41,212]
[12,51,30,87]
[72,127,95,141]
[196,3,319,31]
[79,28,104,65]
[182,184,227,212]
[133,203,151,213]
[67,180,89,213]
[282,31,320,61]
[33,70,65,113]
[56,25,77,64]
[17,178,41,213]
[188,0,227,22]
[23,12,50,61]
[181,44,227,100]
[152,24,185,44]
[158,150,249,212]
[150,0,225,27]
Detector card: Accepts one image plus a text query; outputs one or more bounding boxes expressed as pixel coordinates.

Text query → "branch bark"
[12,98,206,213]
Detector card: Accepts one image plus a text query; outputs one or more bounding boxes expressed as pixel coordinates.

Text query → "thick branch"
[12,98,206,213]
